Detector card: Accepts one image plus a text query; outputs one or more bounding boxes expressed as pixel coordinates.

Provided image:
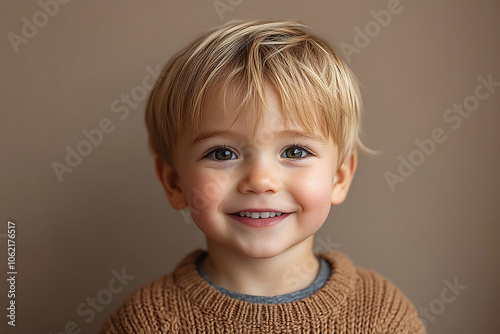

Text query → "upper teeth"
[236,211,283,218]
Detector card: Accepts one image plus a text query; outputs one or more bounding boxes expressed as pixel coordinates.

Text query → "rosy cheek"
[185,171,230,217]
[295,174,333,221]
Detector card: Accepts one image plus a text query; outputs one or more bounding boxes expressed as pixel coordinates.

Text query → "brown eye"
[215,149,234,160]
[282,146,310,159]
[206,147,237,161]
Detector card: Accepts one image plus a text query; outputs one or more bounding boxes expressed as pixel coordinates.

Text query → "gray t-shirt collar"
[196,252,332,304]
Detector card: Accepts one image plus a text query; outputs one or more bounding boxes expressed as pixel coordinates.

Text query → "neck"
[203,237,320,296]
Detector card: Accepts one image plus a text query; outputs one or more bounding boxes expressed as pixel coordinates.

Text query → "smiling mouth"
[231,211,285,219]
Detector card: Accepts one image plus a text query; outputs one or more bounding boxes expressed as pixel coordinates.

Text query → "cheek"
[184,169,231,219]
[292,168,334,221]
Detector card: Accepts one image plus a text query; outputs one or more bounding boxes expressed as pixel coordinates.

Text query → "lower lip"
[229,213,290,228]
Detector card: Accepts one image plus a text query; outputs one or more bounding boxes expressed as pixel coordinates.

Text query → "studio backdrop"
[1,1,499,333]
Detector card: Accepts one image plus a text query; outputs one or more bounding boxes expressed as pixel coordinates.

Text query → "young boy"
[100,19,425,333]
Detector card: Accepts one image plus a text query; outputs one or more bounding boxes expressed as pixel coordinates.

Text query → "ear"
[331,151,357,205]
[154,156,187,210]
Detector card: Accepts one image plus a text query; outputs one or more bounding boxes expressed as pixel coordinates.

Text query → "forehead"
[197,82,328,141]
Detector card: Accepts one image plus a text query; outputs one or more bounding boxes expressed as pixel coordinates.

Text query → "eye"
[281,145,314,159]
[204,146,237,161]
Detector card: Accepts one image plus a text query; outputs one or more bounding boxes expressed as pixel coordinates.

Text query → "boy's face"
[157,84,356,259]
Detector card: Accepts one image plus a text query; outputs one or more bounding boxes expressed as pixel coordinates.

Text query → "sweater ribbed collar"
[172,249,357,326]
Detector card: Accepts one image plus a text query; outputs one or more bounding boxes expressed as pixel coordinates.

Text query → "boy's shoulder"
[98,250,202,334]
[99,249,425,334]
[320,250,424,331]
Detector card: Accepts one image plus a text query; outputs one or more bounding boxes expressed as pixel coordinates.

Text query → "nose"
[237,157,282,194]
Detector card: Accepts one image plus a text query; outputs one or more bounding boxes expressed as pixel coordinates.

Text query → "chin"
[235,242,288,260]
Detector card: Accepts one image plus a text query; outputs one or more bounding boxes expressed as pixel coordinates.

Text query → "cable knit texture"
[100,250,426,333]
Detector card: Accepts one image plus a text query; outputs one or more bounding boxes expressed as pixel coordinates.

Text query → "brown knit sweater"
[100,250,426,333]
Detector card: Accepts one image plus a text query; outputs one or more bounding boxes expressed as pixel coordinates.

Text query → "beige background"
[1,1,499,333]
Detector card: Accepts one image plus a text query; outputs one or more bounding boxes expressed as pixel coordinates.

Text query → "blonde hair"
[145,19,367,168]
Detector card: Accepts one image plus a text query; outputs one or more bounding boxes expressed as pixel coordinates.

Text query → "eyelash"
[202,143,315,161]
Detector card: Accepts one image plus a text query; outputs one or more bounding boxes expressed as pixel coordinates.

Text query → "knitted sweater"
[100,250,426,333]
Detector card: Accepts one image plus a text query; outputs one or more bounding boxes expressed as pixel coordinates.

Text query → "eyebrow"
[191,129,327,145]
